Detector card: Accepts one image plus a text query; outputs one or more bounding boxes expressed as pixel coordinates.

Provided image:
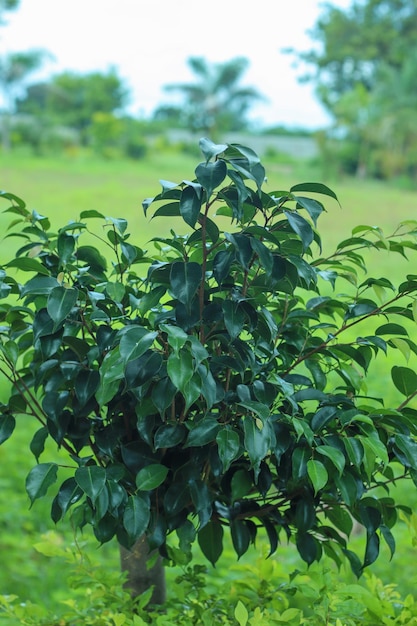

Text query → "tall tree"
[157,56,263,136]
[288,0,417,178]
[0,0,19,24]
[293,0,417,111]
[17,69,129,143]
[0,49,46,150]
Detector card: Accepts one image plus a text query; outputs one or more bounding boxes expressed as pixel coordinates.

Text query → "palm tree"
[160,56,264,137]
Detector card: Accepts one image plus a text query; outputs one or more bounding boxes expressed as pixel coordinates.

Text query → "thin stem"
[283,291,410,377]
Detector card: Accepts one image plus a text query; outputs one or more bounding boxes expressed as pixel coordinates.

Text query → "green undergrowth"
[2,532,417,625]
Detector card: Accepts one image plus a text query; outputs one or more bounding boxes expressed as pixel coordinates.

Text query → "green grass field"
[2,147,417,620]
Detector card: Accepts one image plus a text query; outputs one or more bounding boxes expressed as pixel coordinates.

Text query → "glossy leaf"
[167,350,193,391]
[199,137,227,162]
[222,300,246,339]
[216,427,240,471]
[307,459,328,494]
[198,520,223,566]
[179,185,202,228]
[125,350,162,389]
[26,463,58,507]
[56,477,83,518]
[195,160,227,199]
[391,366,417,397]
[123,494,150,542]
[75,466,106,505]
[136,464,168,491]
[0,413,15,445]
[186,416,220,448]
[6,257,50,275]
[46,286,78,328]
[290,181,339,202]
[296,532,318,565]
[169,261,202,307]
[231,519,251,558]
[316,445,345,475]
[29,426,48,462]
[284,210,314,251]
[243,417,273,480]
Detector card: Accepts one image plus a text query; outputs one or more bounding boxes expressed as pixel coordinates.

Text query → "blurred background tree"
[16,69,129,144]
[154,56,264,137]
[0,49,47,150]
[0,0,19,23]
[289,0,417,179]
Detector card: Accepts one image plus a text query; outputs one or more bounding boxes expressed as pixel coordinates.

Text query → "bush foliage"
[2,138,417,581]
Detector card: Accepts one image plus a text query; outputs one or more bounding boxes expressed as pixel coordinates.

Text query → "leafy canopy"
[2,139,417,574]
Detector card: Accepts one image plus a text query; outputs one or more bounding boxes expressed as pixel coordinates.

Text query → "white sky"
[1,0,352,129]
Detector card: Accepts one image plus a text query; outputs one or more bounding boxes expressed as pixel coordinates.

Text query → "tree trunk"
[119,536,166,605]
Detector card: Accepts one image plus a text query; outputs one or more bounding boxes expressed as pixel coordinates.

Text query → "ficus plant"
[2,138,417,603]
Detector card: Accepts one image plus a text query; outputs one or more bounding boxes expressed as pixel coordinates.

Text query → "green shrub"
[3,137,417,604]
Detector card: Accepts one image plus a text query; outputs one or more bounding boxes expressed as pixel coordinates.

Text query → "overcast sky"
[1,0,352,129]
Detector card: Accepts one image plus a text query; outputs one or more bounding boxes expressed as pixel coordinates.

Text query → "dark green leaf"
[311,406,337,432]
[167,350,193,391]
[164,482,189,516]
[295,498,316,532]
[136,464,168,491]
[123,494,150,543]
[29,426,48,461]
[307,459,328,494]
[75,466,106,505]
[119,326,158,362]
[57,233,76,264]
[284,210,314,252]
[47,286,78,328]
[394,434,417,469]
[80,210,105,219]
[0,413,15,444]
[391,366,417,397]
[294,196,324,226]
[216,427,240,471]
[6,257,50,275]
[199,137,228,162]
[290,182,339,202]
[198,520,223,566]
[222,300,246,340]
[186,416,220,448]
[75,370,100,406]
[212,250,234,284]
[169,261,202,307]
[376,323,408,336]
[325,507,353,536]
[195,160,227,199]
[26,463,58,506]
[316,445,345,475]
[343,437,364,467]
[231,469,252,502]
[243,417,273,480]
[125,351,162,389]
[179,185,202,228]
[296,532,318,565]
[380,525,395,560]
[154,423,187,449]
[54,477,83,519]
[231,519,251,559]
[21,276,59,297]
[364,531,380,567]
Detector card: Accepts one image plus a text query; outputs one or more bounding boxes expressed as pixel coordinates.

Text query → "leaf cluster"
[2,139,417,573]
